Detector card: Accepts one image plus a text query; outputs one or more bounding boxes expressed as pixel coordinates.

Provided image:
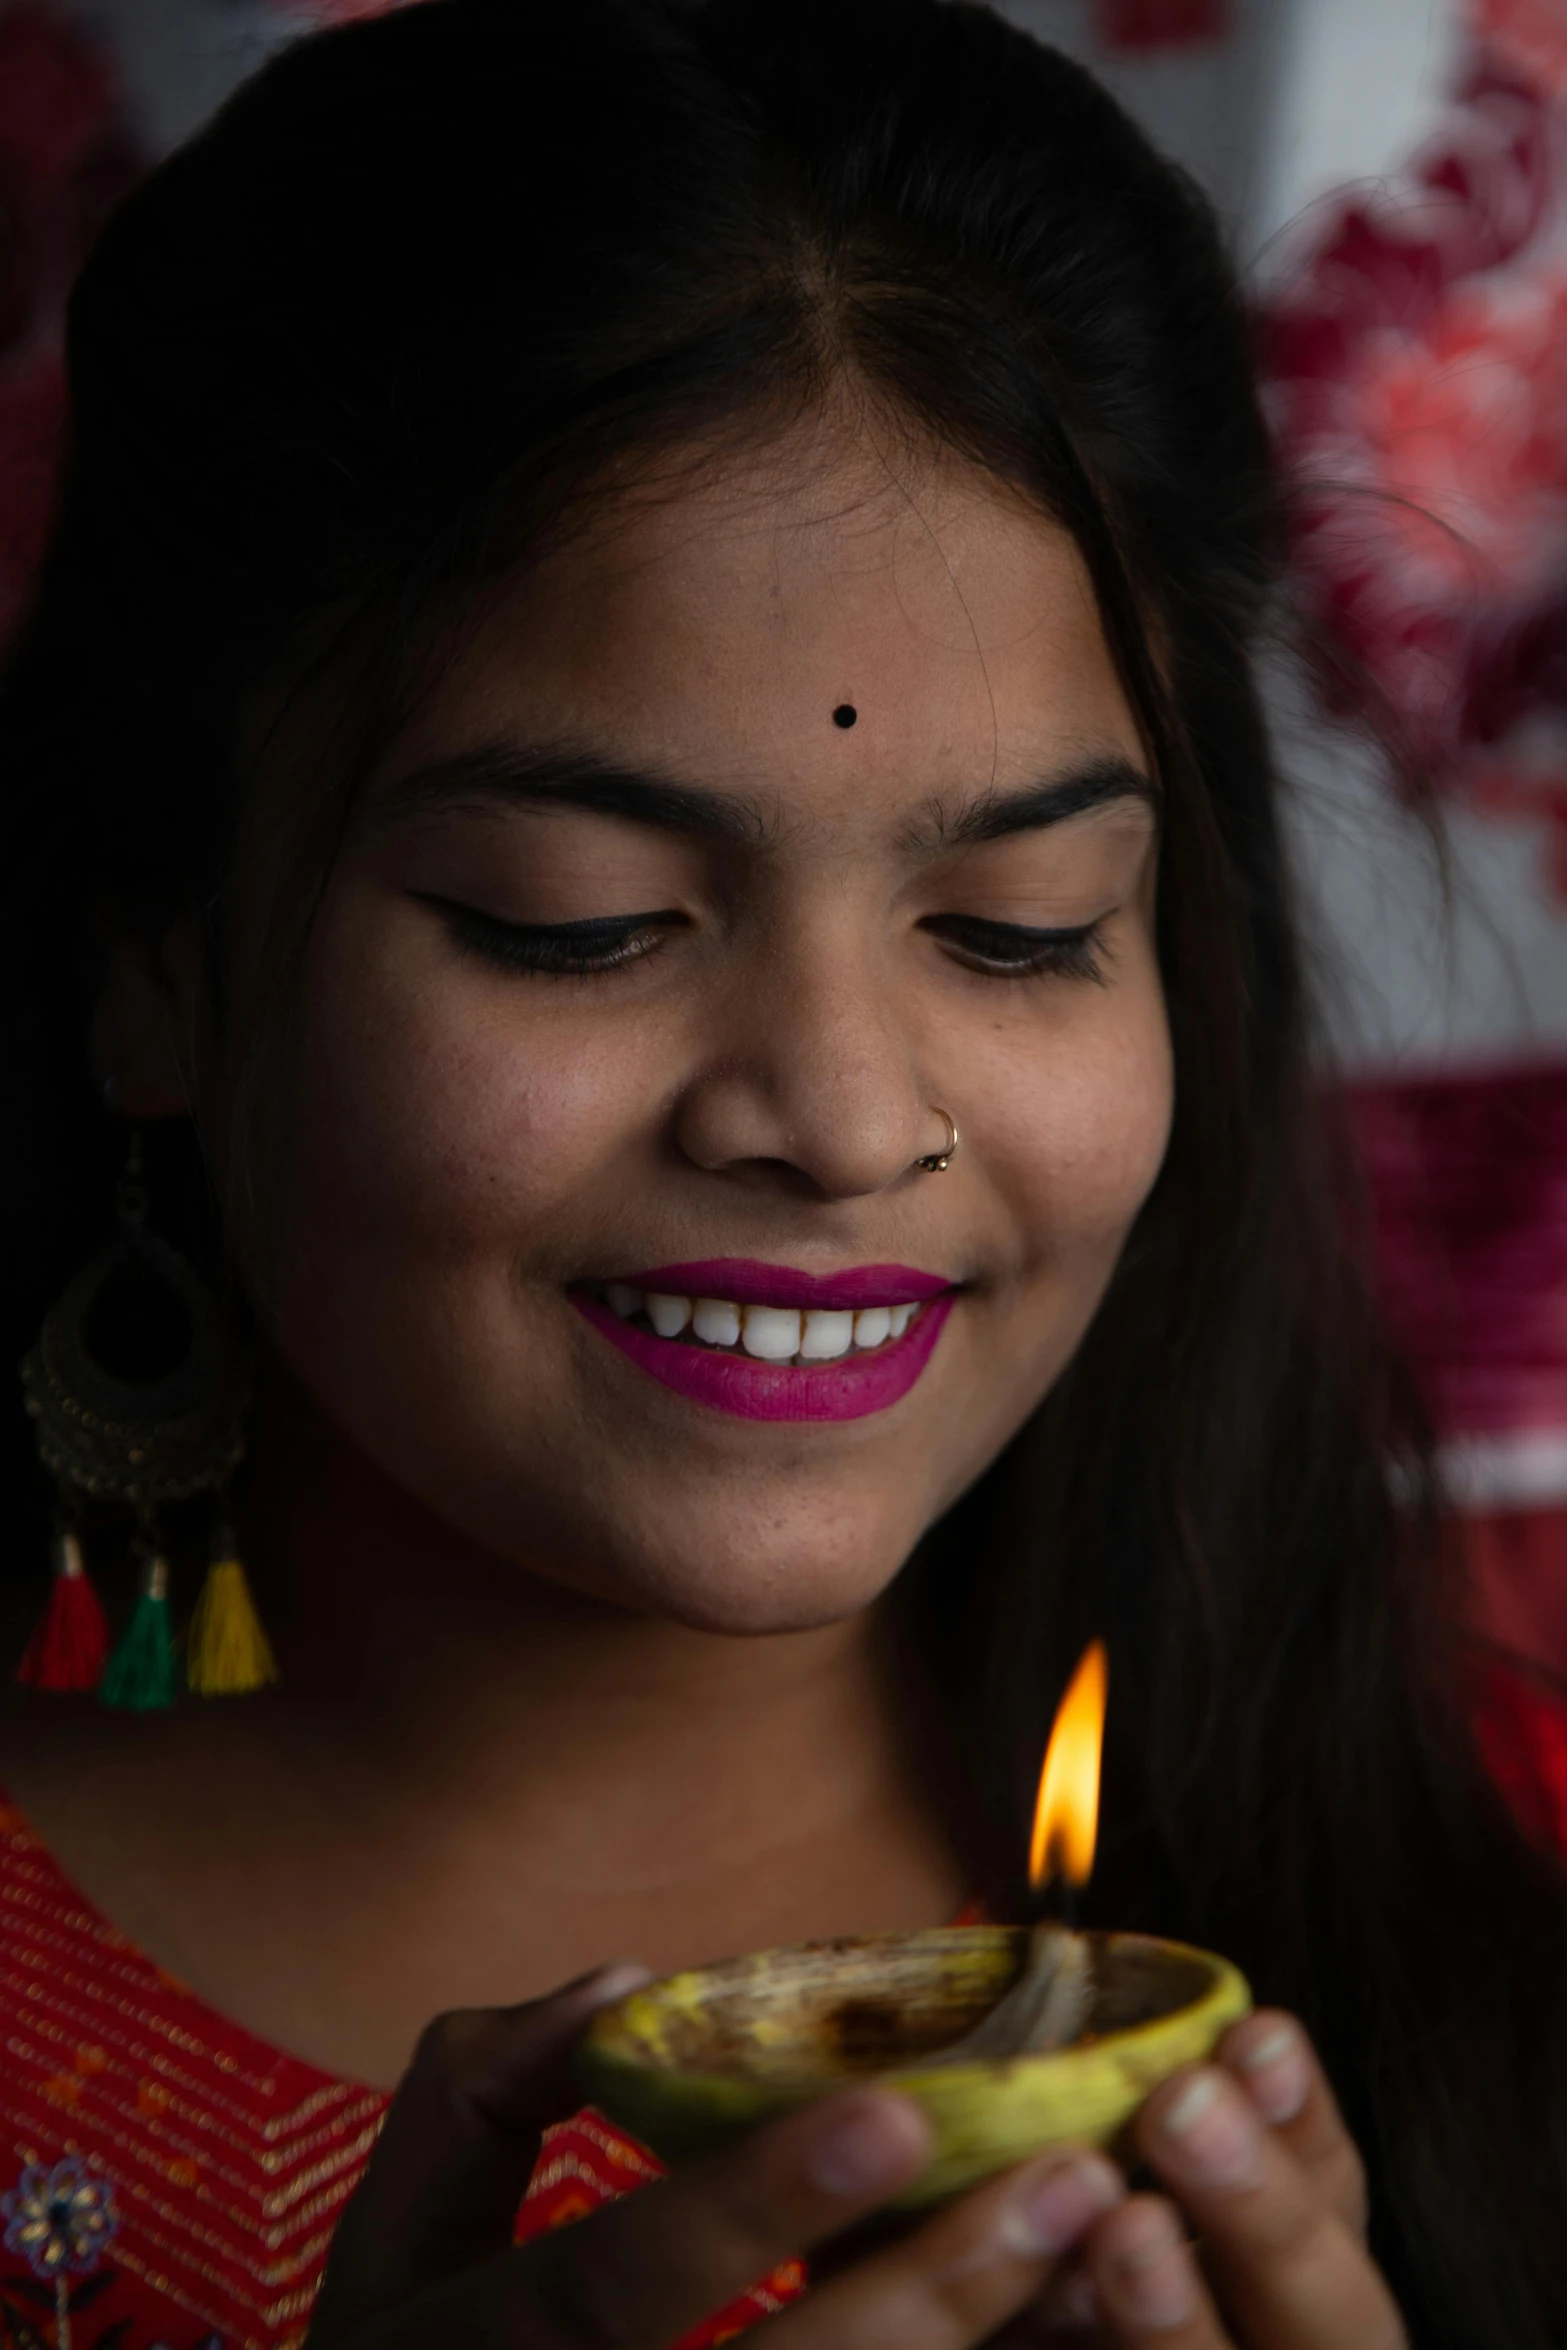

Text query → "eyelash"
[922,914,1107,982]
[429,901,1106,984]
[434,902,681,976]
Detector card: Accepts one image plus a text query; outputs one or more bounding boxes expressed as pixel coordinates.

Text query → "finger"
[309,1962,650,2339]
[1025,2255,1107,2340]
[1132,2067,1406,2350]
[1216,2013,1367,2236]
[1084,2194,1232,2343]
[759,2147,1125,2348]
[509,2085,938,2348]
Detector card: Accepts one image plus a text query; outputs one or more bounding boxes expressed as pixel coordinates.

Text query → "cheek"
[993,992,1174,1271]
[266,897,647,1276]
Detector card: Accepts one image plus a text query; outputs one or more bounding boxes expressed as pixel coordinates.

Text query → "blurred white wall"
[1248,0,1462,255]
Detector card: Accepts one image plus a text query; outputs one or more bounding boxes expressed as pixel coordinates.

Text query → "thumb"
[308,1962,651,2342]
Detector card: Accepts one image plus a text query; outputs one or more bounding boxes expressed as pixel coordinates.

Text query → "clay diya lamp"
[578,1644,1252,2204]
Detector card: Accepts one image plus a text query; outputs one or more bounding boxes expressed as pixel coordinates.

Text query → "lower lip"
[571,1291,955,1422]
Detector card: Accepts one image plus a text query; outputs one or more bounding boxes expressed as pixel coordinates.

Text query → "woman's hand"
[1042,2012,1406,2348]
[304,1962,1128,2350]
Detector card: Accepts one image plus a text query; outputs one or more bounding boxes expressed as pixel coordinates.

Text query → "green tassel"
[101,1557,178,1712]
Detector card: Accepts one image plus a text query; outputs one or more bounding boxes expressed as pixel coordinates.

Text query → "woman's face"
[245,421,1172,1631]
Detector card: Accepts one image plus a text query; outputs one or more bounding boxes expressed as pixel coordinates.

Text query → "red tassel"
[16,1530,109,1693]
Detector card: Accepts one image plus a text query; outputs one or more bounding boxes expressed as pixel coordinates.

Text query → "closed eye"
[419,897,686,976]
[921,913,1107,981]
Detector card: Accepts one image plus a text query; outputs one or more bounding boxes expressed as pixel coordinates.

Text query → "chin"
[585,1500,913,1636]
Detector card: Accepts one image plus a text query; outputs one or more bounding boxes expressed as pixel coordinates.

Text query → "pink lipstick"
[569,1260,955,1422]
[613,1260,951,1310]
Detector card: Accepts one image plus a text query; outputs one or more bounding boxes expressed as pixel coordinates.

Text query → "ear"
[89,917,211,1120]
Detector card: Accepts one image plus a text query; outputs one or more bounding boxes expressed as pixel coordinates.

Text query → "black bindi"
[832,703,858,729]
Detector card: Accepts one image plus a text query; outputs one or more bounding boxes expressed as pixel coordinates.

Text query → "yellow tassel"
[187,1555,278,1696]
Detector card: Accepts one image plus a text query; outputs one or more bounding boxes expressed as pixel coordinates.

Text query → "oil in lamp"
[577,1640,1250,2204]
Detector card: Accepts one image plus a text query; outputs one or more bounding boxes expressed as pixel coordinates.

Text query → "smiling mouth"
[569,1260,956,1423]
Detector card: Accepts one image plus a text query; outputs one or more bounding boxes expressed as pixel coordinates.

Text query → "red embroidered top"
[0,1803,803,2350]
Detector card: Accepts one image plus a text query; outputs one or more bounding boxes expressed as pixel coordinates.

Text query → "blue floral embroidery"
[1,2163,227,2349]
[1,2158,119,2280]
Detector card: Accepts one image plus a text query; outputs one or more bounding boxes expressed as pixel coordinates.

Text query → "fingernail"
[1051,2267,1102,2326]
[1235,2022,1310,2127]
[805,2092,929,2198]
[1156,2070,1261,2186]
[1107,2209,1194,2328]
[999,2153,1124,2257]
[582,1961,654,2002]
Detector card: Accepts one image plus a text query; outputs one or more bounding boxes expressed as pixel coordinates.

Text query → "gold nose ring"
[916,1108,959,1173]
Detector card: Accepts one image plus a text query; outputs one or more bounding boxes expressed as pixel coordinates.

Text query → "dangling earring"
[18,1128,272,1702]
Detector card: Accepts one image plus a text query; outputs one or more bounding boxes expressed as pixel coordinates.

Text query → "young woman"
[1,2,1563,2345]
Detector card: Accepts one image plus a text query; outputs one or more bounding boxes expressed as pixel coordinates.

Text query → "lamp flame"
[1028,1639,1107,1893]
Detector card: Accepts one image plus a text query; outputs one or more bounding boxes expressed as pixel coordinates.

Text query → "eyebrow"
[373,744,766,844]
[374,740,1153,851]
[909,754,1155,852]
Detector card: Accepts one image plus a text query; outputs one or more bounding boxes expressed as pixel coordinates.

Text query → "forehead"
[395,419,1144,812]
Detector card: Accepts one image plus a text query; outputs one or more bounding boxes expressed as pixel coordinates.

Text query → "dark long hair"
[2,2,1564,2338]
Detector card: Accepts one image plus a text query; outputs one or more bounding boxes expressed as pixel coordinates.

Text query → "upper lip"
[598,1259,955,1311]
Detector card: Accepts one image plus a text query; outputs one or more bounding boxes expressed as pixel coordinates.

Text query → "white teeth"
[692,1296,742,1348]
[742,1304,803,1360]
[603,1286,922,1357]
[799,1308,855,1360]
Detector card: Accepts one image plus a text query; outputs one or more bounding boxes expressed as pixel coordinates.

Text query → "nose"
[670,938,936,1201]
